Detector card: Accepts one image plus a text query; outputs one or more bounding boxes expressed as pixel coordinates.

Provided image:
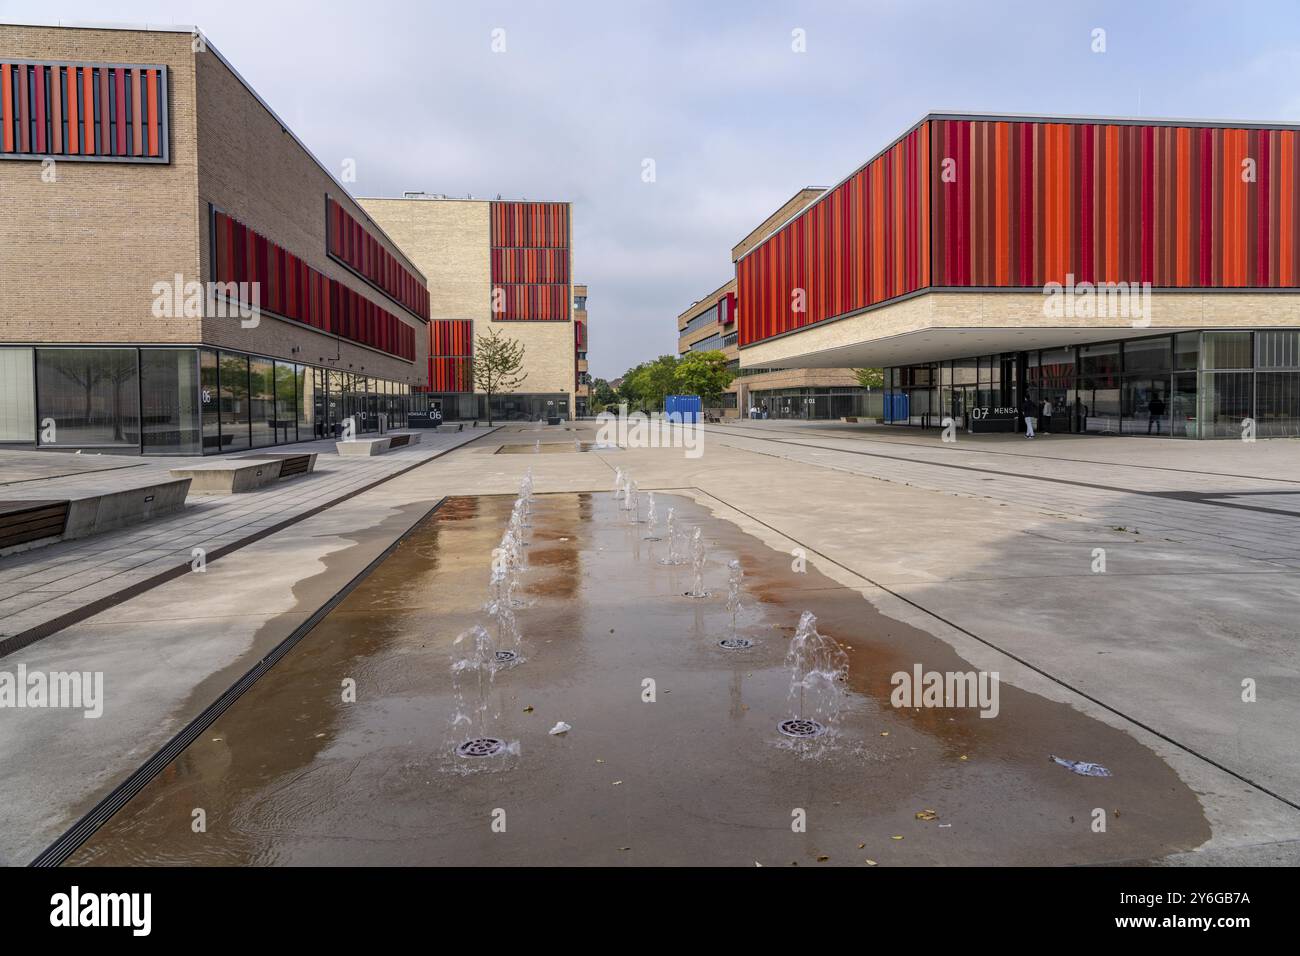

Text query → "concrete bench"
[0,478,192,555]
[335,433,422,456]
[169,459,284,494]
[236,452,318,479]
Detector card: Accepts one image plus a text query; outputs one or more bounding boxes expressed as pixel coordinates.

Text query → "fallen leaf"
[959,754,968,761]
[816,855,829,862]
[891,835,904,841]
[522,706,534,713]
[880,731,889,737]
[612,780,623,786]
[915,809,939,821]
[857,843,866,849]
[864,859,878,866]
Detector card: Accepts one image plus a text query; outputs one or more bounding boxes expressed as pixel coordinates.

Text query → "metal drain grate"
[778,718,826,739]
[494,649,519,664]
[456,737,505,758]
[719,637,754,649]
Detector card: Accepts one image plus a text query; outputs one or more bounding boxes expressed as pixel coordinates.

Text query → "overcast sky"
[6,0,1300,378]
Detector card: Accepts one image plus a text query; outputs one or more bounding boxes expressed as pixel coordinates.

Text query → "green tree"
[853,368,885,389]
[591,377,617,411]
[615,355,680,412]
[473,327,527,425]
[674,350,735,408]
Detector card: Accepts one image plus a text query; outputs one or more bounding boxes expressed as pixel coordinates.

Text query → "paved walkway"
[3,421,1298,865]
[0,429,493,647]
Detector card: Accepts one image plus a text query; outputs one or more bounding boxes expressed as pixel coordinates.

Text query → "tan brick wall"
[194,48,425,386]
[359,197,576,414]
[0,24,427,389]
[0,26,201,344]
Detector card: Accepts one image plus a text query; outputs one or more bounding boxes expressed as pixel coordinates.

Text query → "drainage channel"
[28,497,450,868]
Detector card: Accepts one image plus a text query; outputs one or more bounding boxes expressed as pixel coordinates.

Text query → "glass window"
[1120,377,1171,435]
[274,361,297,444]
[0,347,35,442]
[1175,332,1200,371]
[1256,331,1300,369]
[249,356,275,448]
[201,349,221,452]
[1122,336,1172,374]
[1079,342,1120,383]
[1199,371,1253,438]
[951,358,977,385]
[1255,371,1300,437]
[1201,332,1252,370]
[141,349,201,455]
[297,364,315,440]
[36,348,139,447]
[219,352,251,451]
[1171,373,1199,437]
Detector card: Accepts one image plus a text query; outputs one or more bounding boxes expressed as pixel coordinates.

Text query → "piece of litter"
[816,855,829,862]
[864,859,878,866]
[938,824,952,828]
[548,721,571,735]
[523,706,534,713]
[857,842,865,849]
[618,846,630,851]
[891,835,904,841]
[1050,755,1112,777]
[753,861,763,867]
[915,809,939,821]
[612,780,623,786]
[959,754,968,761]
[595,758,604,763]
[880,731,889,737]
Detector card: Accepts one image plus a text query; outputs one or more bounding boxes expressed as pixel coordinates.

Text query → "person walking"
[1021,393,1038,439]
[1147,394,1167,435]
[1040,397,1053,435]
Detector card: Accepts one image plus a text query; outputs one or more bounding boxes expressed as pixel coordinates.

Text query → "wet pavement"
[69,490,1209,866]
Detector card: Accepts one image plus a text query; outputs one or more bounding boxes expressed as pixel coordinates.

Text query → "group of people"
[747,405,769,420]
[1020,396,1055,439]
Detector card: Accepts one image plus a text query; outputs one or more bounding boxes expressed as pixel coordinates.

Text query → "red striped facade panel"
[0,61,166,161]
[212,208,415,362]
[738,117,1300,348]
[429,319,473,392]
[490,247,570,284]
[932,118,1300,289]
[737,124,930,346]
[489,201,571,320]
[575,318,587,351]
[326,197,430,320]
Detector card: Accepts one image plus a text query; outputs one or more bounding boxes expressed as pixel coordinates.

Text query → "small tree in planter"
[473,327,528,425]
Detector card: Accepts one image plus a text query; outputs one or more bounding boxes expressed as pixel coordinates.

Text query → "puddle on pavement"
[68,492,1209,866]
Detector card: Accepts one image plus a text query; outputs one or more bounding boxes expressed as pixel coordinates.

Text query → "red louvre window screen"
[0,61,167,161]
[326,197,431,320]
[211,207,415,362]
[489,201,571,320]
[429,319,473,392]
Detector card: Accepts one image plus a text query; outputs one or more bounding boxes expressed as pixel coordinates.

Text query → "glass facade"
[36,348,140,447]
[749,387,877,420]
[884,330,1300,439]
[3,346,414,454]
[0,347,36,442]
